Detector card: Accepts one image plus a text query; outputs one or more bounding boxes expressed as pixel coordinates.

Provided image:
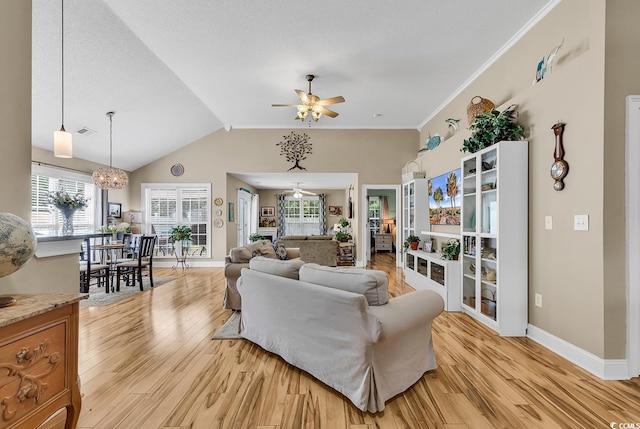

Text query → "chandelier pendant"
[92,112,128,189]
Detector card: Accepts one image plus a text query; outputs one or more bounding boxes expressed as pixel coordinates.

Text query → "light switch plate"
[574,214,589,231]
[544,216,552,230]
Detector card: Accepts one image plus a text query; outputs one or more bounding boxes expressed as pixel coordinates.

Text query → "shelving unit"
[460,140,528,336]
[402,178,429,249]
[404,250,461,311]
[337,242,355,266]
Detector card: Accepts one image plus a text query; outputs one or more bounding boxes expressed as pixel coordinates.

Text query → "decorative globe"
[0,213,37,277]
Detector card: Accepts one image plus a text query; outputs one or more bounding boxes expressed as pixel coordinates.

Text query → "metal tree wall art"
[277,131,312,171]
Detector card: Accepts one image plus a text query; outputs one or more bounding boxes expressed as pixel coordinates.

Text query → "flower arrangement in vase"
[48,190,90,235]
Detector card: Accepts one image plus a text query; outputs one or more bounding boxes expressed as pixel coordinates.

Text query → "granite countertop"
[36,232,108,243]
[0,294,88,327]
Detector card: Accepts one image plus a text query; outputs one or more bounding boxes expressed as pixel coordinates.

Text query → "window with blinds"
[143,183,210,258]
[369,196,381,234]
[31,163,99,234]
[283,196,320,235]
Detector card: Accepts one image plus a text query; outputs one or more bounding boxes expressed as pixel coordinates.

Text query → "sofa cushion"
[273,242,289,260]
[249,256,305,279]
[281,235,307,240]
[307,235,333,240]
[299,264,390,306]
[230,240,276,263]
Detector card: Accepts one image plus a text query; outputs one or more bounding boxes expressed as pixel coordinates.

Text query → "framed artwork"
[428,168,461,225]
[329,205,343,216]
[229,202,235,222]
[108,202,122,219]
[261,206,275,217]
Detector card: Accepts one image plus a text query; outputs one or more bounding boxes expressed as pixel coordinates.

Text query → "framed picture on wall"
[261,206,275,217]
[108,202,122,218]
[329,205,343,216]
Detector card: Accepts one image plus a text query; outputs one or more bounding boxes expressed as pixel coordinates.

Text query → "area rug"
[80,277,173,307]
[211,311,243,340]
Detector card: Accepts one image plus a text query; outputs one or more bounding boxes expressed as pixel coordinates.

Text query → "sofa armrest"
[367,290,444,340]
[224,261,250,279]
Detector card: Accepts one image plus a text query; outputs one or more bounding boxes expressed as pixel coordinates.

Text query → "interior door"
[237,190,252,246]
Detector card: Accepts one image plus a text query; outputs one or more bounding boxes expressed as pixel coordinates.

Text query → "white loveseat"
[236,262,445,413]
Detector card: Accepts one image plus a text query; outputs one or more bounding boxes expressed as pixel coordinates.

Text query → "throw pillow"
[249,256,305,279]
[273,243,289,260]
[252,249,269,258]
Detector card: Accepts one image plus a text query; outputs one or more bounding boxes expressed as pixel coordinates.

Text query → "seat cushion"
[299,264,390,306]
[249,256,305,280]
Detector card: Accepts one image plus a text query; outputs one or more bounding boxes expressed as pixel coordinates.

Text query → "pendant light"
[92,112,128,189]
[54,0,72,158]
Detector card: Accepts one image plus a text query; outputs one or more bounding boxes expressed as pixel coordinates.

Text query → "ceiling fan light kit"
[273,74,344,123]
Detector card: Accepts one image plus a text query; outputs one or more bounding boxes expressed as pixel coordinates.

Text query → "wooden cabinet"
[460,141,528,336]
[0,294,85,429]
[404,250,461,311]
[374,234,392,252]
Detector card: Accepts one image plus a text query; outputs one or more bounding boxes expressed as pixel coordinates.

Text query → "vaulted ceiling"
[32,0,553,171]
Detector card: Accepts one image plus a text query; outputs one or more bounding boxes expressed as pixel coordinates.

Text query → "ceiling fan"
[285,183,316,198]
[272,74,345,122]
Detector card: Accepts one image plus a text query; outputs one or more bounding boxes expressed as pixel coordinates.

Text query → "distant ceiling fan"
[285,183,316,198]
[272,74,345,122]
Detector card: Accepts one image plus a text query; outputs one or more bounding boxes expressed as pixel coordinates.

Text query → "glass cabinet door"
[462,157,477,233]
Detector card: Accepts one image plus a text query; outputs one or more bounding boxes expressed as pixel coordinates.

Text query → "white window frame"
[369,196,381,234]
[142,183,211,258]
[283,196,321,236]
[31,163,101,234]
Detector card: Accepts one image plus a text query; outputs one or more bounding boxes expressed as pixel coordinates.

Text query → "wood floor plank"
[72,256,640,429]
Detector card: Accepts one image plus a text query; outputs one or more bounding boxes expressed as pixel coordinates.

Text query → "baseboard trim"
[153,260,224,268]
[527,324,630,380]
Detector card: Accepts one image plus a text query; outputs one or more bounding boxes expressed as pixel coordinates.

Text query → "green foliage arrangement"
[462,104,525,153]
[169,225,192,243]
[249,233,264,242]
[335,231,352,242]
[403,234,421,251]
[441,239,460,260]
[338,217,350,228]
[48,190,90,212]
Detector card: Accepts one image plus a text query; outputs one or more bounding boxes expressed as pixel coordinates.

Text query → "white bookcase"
[404,250,461,311]
[402,178,429,249]
[460,141,528,336]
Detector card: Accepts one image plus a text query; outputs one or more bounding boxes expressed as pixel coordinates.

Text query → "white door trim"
[361,184,402,267]
[626,95,640,378]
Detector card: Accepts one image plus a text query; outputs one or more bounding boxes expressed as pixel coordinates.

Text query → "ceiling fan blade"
[318,96,345,106]
[320,107,339,118]
[300,190,316,195]
[295,89,309,104]
[271,104,299,107]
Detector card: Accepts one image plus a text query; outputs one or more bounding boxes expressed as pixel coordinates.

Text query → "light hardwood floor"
[73,253,640,429]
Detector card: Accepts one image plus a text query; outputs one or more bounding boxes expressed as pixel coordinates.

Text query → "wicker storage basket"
[469,288,496,318]
[467,96,495,125]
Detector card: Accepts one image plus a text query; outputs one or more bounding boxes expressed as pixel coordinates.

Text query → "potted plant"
[335,231,352,243]
[249,232,264,243]
[403,234,420,251]
[441,238,460,260]
[461,104,525,153]
[170,225,192,257]
[338,217,350,228]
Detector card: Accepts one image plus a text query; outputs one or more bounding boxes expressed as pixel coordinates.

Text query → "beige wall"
[130,128,418,262]
[0,1,80,294]
[416,0,625,358]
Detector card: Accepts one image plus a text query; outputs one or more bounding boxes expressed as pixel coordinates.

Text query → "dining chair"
[115,235,157,292]
[79,237,110,293]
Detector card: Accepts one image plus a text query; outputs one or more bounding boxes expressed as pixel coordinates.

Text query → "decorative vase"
[60,208,77,236]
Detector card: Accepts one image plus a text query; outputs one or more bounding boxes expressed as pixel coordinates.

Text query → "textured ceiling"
[32,0,554,172]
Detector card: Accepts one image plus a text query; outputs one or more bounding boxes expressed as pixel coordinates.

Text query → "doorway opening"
[361,184,401,267]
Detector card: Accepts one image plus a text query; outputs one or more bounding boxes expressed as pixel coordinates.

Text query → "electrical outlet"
[574,214,589,231]
[544,216,552,230]
[535,293,542,308]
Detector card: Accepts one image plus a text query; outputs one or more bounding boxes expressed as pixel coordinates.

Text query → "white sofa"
[236,262,445,413]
